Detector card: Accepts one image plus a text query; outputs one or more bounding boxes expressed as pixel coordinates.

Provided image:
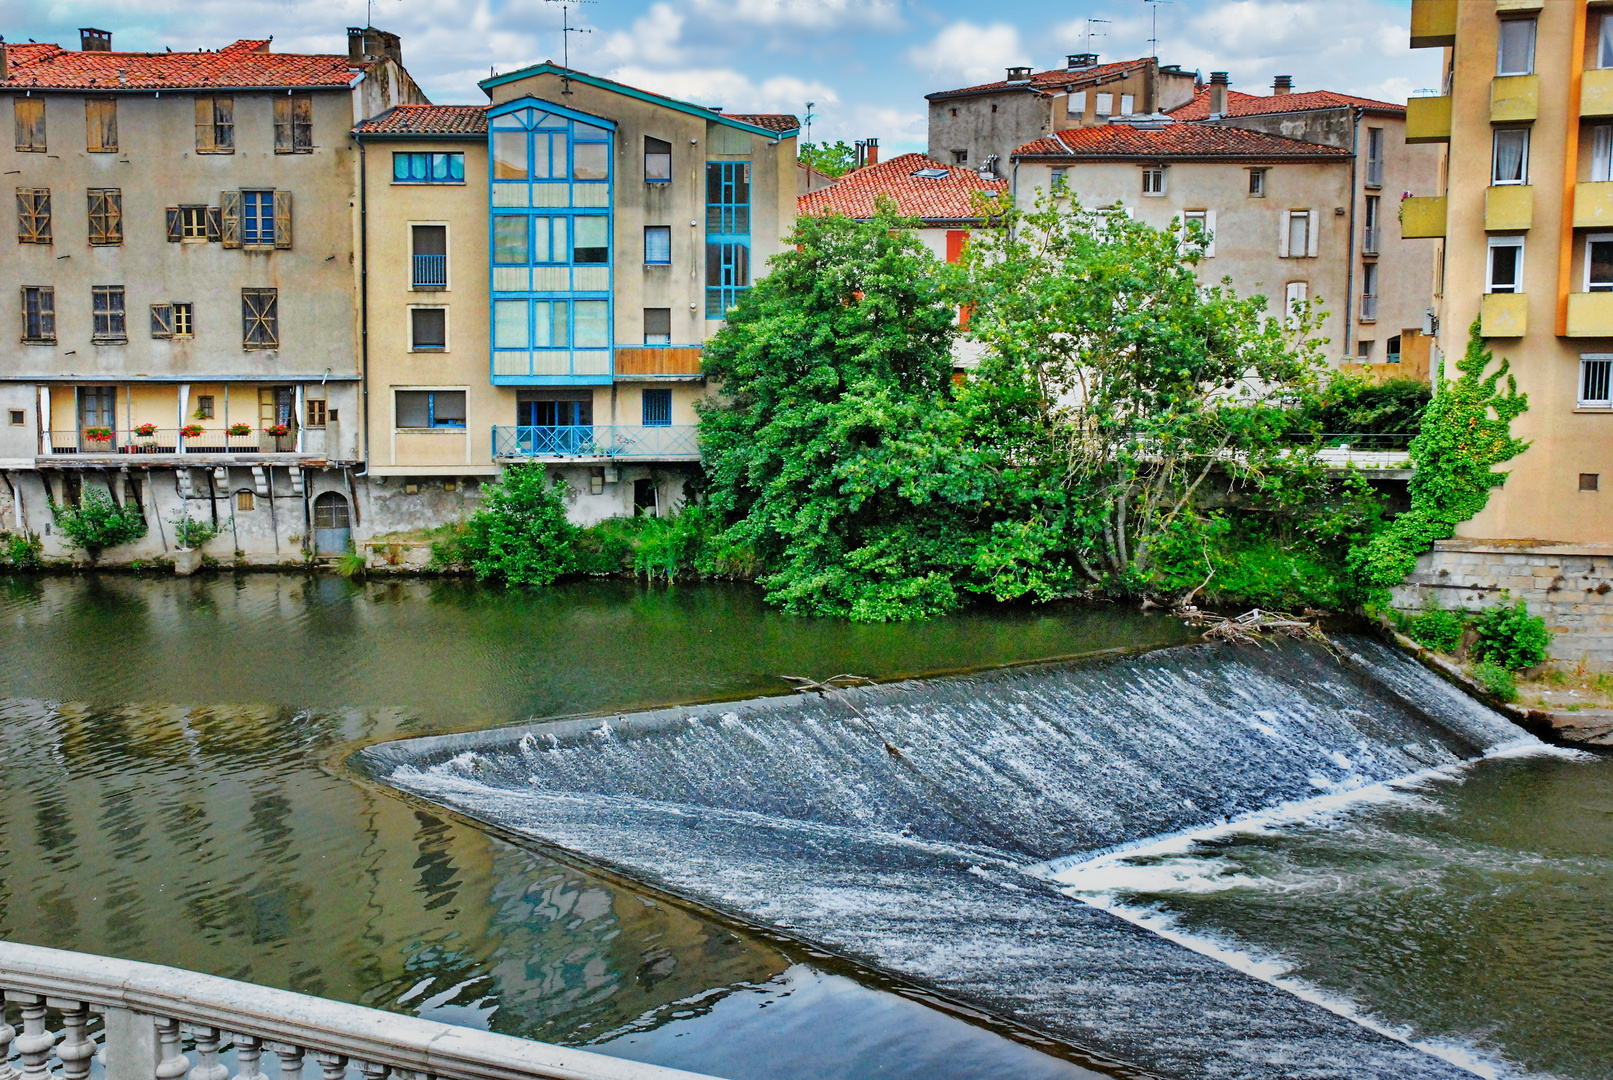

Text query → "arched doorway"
[312,491,351,555]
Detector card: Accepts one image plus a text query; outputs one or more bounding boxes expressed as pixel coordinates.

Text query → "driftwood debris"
[779,673,903,758]
[1180,606,1334,649]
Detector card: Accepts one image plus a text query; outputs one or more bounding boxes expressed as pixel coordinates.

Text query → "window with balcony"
[1581,357,1613,407]
[92,285,126,343]
[393,152,465,183]
[410,307,447,351]
[412,224,448,288]
[21,286,55,343]
[1488,236,1523,293]
[644,225,671,265]
[1365,127,1384,188]
[1497,18,1536,76]
[1360,262,1379,322]
[1586,234,1613,292]
[395,390,466,429]
[644,307,671,345]
[1363,194,1380,253]
[1492,128,1529,185]
[642,388,672,427]
[645,137,672,183]
[1141,168,1165,196]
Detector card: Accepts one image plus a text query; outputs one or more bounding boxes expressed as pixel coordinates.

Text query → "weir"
[365,636,1531,1080]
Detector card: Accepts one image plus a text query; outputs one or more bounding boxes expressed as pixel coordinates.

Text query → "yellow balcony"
[1400,196,1448,238]
[1491,75,1540,123]
[1481,293,1528,337]
[1485,185,1533,231]
[1410,0,1457,48]
[1495,0,1544,11]
[1583,68,1613,119]
[1574,182,1613,228]
[1406,96,1452,143]
[1567,293,1613,337]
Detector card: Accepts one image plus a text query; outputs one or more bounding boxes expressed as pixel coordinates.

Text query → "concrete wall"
[928,91,1049,173]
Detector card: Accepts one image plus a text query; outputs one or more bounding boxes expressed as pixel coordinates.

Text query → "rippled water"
[0,573,1187,1079]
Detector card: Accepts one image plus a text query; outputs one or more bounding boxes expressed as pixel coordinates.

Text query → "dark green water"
[0,573,1189,1080]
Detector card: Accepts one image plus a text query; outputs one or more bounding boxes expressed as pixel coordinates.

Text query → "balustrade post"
[186,1027,228,1080]
[269,1044,303,1080]
[231,1035,263,1080]
[313,1051,347,1080]
[13,995,56,1080]
[0,990,19,1080]
[52,1002,93,1080]
[154,1019,189,1080]
[357,1060,388,1080]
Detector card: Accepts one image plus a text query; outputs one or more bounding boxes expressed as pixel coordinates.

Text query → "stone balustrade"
[0,942,719,1080]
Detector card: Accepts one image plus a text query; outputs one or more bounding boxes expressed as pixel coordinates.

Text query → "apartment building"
[0,27,423,563]
[1009,75,1441,368]
[927,56,1199,175]
[1394,0,1613,665]
[354,65,798,527]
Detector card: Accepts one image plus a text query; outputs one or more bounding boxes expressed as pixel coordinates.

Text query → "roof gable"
[479,64,798,138]
[926,58,1152,101]
[354,104,489,137]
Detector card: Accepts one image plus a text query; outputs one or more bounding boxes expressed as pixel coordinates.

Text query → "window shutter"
[105,189,121,243]
[1203,210,1216,258]
[293,96,313,150]
[206,206,222,242]
[1277,212,1290,258]
[151,304,174,338]
[166,207,182,242]
[273,190,292,249]
[1306,209,1319,257]
[273,97,293,153]
[86,99,117,153]
[39,287,55,338]
[220,191,241,248]
[214,97,234,151]
[195,97,215,152]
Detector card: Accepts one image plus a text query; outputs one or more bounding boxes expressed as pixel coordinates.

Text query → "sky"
[1,0,1439,154]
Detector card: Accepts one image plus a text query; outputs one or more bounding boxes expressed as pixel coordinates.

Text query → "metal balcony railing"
[492,425,700,460]
[1360,293,1379,321]
[412,253,447,288]
[44,429,297,455]
[1362,225,1380,254]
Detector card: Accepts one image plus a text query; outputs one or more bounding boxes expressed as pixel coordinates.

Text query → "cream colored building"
[354,65,799,527]
[0,27,423,563]
[1393,0,1613,666]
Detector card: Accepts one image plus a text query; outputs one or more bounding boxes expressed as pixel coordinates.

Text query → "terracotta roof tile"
[721,113,800,133]
[927,58,1150,100]
[797,153,1008,222]
[1168,86,1405,121]
[354,104,489,136]
[1015,124,1353,161]
[1,38,365,91]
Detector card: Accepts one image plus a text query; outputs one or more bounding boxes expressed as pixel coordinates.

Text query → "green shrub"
[455,466,577,586]
[1407,605,1468,654]
[2,531,43,569]
[170,513,221,550]
[1471,661,1519,702]
[52,489,147,560]
[1471,598,1551,670]
[335,550,367,578]
[1308,376,1431,436]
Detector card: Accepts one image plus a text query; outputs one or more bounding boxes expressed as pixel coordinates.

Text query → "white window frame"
[407,220,452,292]
[1580,355,1613,408]
[1095,92,1114,117]
[406,304,450,352]
[1248,168,1267,198]
[1492,127,1530,186]
[1141,168,1165,196]
[1487,235,1525,294]
[1182,209,1215,257]
[1050,167,1069,194]
[1279,209,1318,258]
[1284,281,1308,327]
[1067,91,1087,120]
[1497,17,1537,77]
[1585,233,1613,293]
[1120,93,1135,117]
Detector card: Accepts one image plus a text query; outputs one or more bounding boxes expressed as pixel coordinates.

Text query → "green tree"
[453,466,578,586]
[798,141,858,177]
[1350,321,1529,589]
[52,488,147,561]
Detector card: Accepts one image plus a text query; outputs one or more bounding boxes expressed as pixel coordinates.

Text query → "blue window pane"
[642,388,672,427]
[645,226,671,265]
[574,217,608,264]
[243,191,275,244]
[493,217,528,264]
[534,301,553,347]
[393,154,409,181]
[574,300,609,347]
[448,153,464,181]
[494,300,528,348]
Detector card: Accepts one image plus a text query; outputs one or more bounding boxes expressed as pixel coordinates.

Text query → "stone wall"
[1391,539,1613,669]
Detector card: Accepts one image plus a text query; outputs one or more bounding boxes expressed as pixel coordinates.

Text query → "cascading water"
[366,635,1536,1080]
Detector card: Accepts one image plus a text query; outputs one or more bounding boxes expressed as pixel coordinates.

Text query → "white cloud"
[607,64,836,117]
[904,21,1026,86]
[687,0,902,31]
[596,3,691,67]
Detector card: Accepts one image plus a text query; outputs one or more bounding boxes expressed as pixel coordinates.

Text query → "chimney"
[0,38,8,82]
[347,26,403,66]
[1066,53,1098,71]
[1006,66,1033,83]
[1273,75,1292,96]
[79,28,112,52]
[865,137,878,166]
[1209,72,1229,117]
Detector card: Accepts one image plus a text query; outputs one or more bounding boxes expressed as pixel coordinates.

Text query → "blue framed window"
[705,161,750,317]
[395,389,466,429]
[393,152,465,183]
[644,226,671,265]
[489,101,615,383]
[242,190,275,245]
[642,388,672,427]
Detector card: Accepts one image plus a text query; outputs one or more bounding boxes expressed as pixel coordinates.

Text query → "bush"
[2,531,43,569]
[170,512,221,550]
[1309,376,1431,436]
[1471,598,1551,670]
[53,489,147,560]
[1472,661,1519,702]
[1407,605,1468,654]
[454,466,577,586]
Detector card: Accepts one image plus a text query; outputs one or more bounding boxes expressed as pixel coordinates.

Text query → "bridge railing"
[0,941,719,1080]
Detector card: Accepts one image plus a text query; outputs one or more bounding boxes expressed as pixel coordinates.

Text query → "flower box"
[265,424,292,438]
[179,424,204,439]
[227,423,253,437]
[84,427,113,442]
[134,423,159,438]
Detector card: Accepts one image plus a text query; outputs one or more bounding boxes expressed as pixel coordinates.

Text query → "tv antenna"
[804,100,815,146]
[545,0,594,94]
[1140,0,1175,58]
[365,0,400,29]
[1083,17,1110,54]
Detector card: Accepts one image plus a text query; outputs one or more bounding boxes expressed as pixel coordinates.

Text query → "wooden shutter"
[14,99,46,152]
[1306,209,1319,258]
[206,206,222,242]
[293,96,313,150]
[166,207,182,242]
[150,304,174,339]
[273,97,293,153]
[273,190,292,249]
[86,98,117,153]
[88,189,121,245]
[1277,212,1290,258]
[220,191,241,248]
[242,289,279,349]
[195,96,215,151]
[16,188,50,244]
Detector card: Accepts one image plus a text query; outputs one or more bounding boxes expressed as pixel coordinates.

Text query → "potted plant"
[134,422,159,438]
[84,425,113,445]
[227,422,252,437]
[179,423,204,441]
[265,422,292,449]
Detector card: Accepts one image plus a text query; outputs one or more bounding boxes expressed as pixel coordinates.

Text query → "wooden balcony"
[1491,75,1539,123]
[1405,95,1451,144]
[1485,185,1533,231]
[1400,196,1447,239]
[614,346,704,377]
[1481,293,1528,338]
[1409,0,1456,48]
[1574,182,1613,228]
[1567,293,1613,337]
